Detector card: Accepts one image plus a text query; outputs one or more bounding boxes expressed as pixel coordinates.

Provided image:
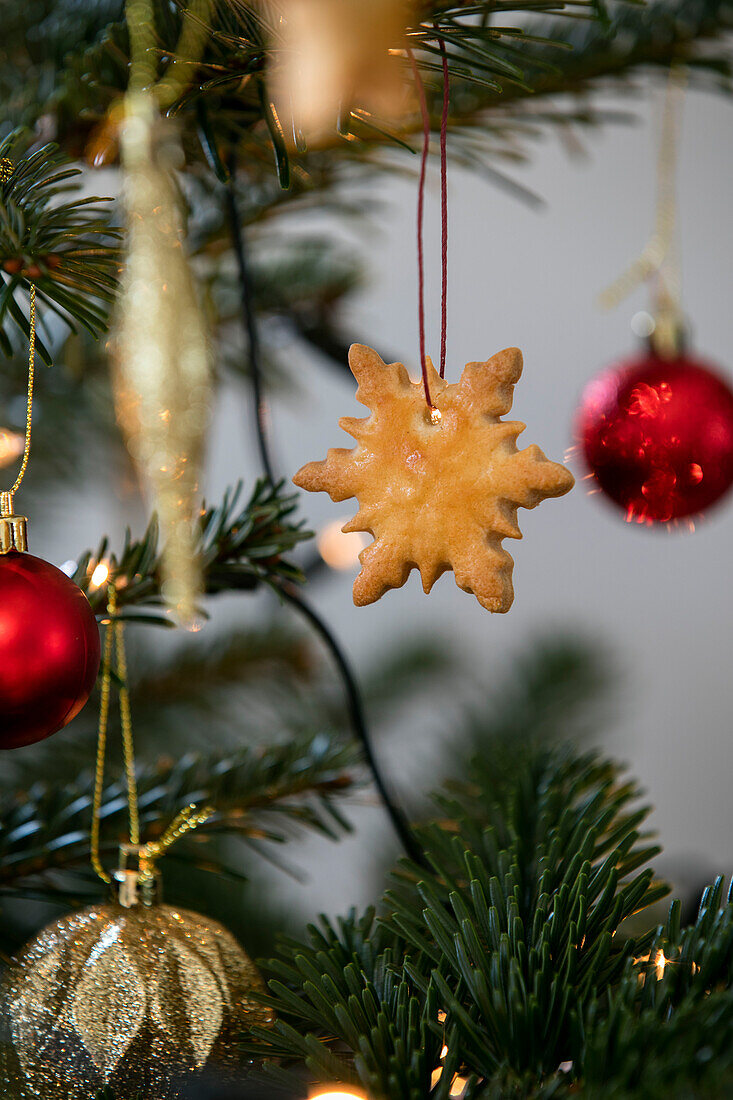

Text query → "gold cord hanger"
[599,64,687,357]
[0,155,36,520]
[91,584,140,883]
[0,275,36,552]
[91,583,213,886]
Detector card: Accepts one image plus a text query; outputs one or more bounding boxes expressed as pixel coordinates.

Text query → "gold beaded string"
[0,157,36,512]
[8,283,36,500]
[90,582,213,884]
[599,64,688,355]
[144,804,215,863]
[0,262,36,516]
[91,584,141,884]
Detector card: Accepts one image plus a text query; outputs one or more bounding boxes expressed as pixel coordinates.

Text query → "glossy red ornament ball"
[0,552,101,749]
[578,350,733,524]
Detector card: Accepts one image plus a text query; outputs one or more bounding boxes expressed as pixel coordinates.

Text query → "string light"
[90,561,111,589]
[635,947,669,981]
[654,949,668,979]
[318,518,368,570]
[0,429,24,468]
[309,1091,367,1099]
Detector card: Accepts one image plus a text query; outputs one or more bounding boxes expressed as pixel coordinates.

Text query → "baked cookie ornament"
[294,344,574,612]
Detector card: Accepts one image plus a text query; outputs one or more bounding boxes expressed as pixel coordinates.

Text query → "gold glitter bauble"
[0,899,271,1099]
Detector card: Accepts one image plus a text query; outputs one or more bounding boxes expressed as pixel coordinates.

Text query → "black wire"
[224,169,276,486]
[209,119,425,869]
[279,584,426,868]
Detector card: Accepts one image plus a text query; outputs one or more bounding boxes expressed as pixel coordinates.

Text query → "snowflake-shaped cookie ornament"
[294,344,574,612]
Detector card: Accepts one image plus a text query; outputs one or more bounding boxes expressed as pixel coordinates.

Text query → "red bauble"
[0,552,101,748]
[578,350,733,524]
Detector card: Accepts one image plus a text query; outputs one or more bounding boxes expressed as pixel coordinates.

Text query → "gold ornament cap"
[111,843,162,909]
[0,491,28,554]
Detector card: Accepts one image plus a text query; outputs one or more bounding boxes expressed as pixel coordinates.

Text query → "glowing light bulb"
[310,1091,367,1100]
[449,1076,470,1097]
[0,428,24,468]
[318,518,368,571]
[634,948,669,982]
[90,561,110,589]
[654,949,667,980]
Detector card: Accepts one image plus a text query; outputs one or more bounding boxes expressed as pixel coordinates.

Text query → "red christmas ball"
[0,552,101,749]
[578,350,733,524]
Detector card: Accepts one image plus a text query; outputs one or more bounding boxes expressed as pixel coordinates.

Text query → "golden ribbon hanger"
[599,64,688,358]
[0,161,36,551]
[90,583,213,885]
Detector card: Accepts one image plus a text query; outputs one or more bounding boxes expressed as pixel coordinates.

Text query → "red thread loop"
[407,43,450,410]
[438,35,449,380]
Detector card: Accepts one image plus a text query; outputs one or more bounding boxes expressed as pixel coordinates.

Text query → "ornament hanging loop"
[112,843,161,908]
[599,64,687,358]
[91,583,141,885]
[0,281,36,553]
[91,584,213,891]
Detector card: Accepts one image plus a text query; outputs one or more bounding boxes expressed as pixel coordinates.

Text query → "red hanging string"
[438,35,449,380]
[406,42,450,408]
[406,46,433,411]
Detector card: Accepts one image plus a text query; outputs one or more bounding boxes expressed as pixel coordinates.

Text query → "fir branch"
[250,909,451,1099]
[0,134,121,362]
[247,746,668,1098]
[7,1,733,192]
[72,479,312,623]
[385,748,667,1081]
[176,0,733,181]
[577,878,733,1098]
[0,730,359,905]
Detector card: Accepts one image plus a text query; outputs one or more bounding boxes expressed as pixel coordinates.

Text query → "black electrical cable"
[223,172,276,487]
[197,110,425,868]
[279,583,425,868]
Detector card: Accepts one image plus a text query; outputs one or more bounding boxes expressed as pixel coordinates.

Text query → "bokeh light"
[318,518,368,570]
[90,561,110,589]
[0,429,24,469]
[310,1090,367,1100]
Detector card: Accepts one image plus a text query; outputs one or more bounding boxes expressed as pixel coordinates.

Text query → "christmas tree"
[1,2,733,1097]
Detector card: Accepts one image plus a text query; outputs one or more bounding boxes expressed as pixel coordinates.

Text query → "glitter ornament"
[114,93,211,625]
[0,495,101,749]
[578,349,733,524]
[0,847,271,1100]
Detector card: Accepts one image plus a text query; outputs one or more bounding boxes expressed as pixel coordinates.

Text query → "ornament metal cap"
[111,843,162,909]
[0,490,28,554]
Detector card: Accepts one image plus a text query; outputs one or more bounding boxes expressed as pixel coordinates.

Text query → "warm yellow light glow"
[654,949,667,980]
[449,1076,470,1098]
[635,948,669,981]
[0,428,24,469]
[318,518,368,571]
[310,1091,367,1100]
[90,561,111,589]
